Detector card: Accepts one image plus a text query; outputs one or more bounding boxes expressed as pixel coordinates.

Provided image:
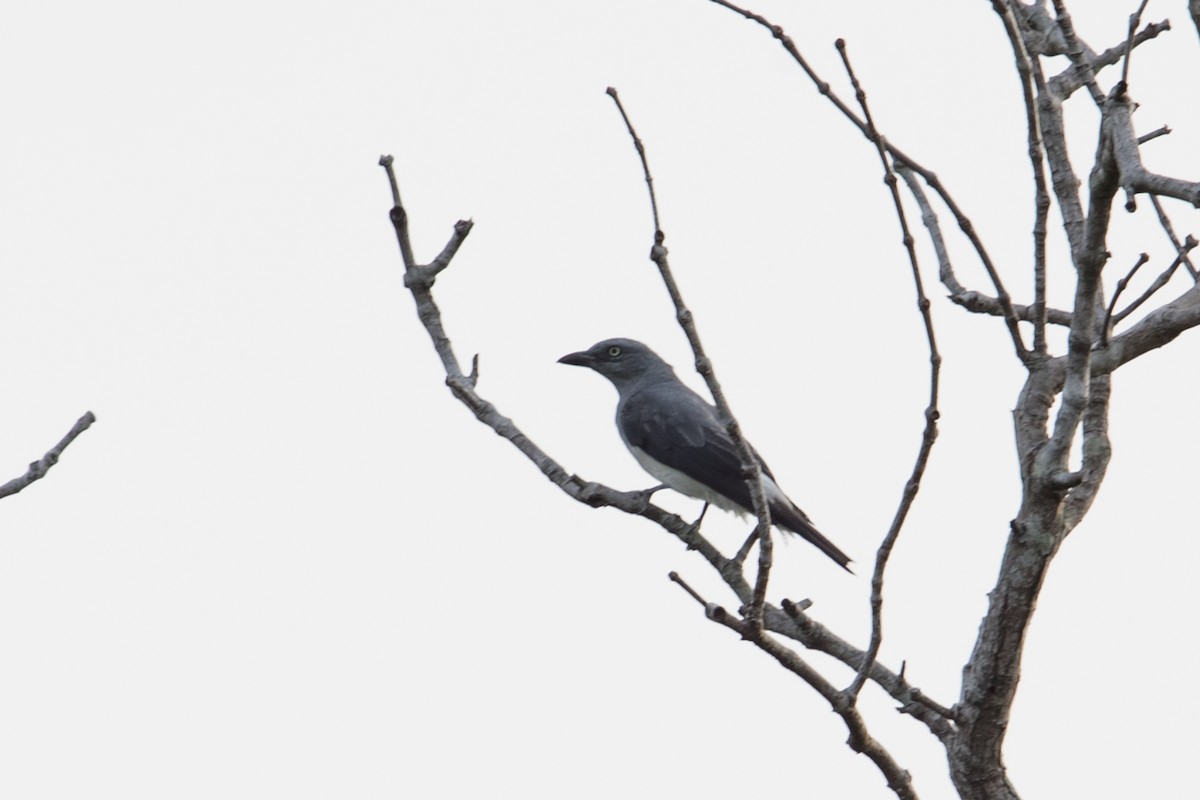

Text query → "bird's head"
[558,338,674,390]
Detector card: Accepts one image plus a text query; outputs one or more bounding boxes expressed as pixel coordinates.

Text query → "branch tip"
[0,411,98,500]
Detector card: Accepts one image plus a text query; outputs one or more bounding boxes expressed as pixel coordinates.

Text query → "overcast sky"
[2,1,1197,798]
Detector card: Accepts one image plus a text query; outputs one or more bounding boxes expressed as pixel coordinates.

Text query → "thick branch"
[1035,88,1122,483]
[0,412,97,500]
[1062,373,1111,532]
[1093,280,1200,373]
[1107,94,1200,211]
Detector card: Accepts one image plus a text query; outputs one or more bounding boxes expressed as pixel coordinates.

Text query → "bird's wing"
[618,382,768,510]
[620,382,853,571]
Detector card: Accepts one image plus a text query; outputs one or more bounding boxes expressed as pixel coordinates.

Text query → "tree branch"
[606,87,775,630]
[995,1,1053,353]
[1093,279,1200,373]
[671,575,920,800]
[1106,91,1200,211]
[1049,0,1105,105]
[1048,18,1170,99]
[1062,373,1111,533]
[898,166,1073,328]
[833,39,942,708]
[1112,237,1198,325]
[1150,195,1199,281]
[1035,85,1122,484]
[0,412,97,500]
[708,0,1029,362]
[378,156,762,605]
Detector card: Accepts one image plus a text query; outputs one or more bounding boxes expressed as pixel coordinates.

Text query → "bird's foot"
[629,483,667,512]
[681,502,710,549]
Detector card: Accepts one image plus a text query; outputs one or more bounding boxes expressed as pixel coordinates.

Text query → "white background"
[1,1,1196,797]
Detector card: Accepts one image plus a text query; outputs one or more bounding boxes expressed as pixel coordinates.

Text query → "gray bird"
[559,338,851,571]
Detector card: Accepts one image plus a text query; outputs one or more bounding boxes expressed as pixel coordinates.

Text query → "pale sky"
[1,2,1196,798]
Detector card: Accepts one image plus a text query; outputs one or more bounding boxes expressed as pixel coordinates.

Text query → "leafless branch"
[770,601,955,738]
[1136,124,1171,145]
[1062,373,1111,533]
[1112,241,1196,324]
[606,87,775,629]
[1105,90,1200,212]
[671,572,920,800]
[381,156,958,738]
[1101,252,1149,346]
[1050,0,1105,104]
[833,39,942,707]
[1007,3,1090,264]
[0,412,97,500]
[1035,84,1121,487]
[1150,195,1199,280]
[954,291,1074,327]
[995,0,1052,352]
[709,0,1029,362]
[1048,18,1170,99]
[1119,0,1152,87]
[898,165,1074,328]
[1094,281,1200,379]
[378,155,757,604]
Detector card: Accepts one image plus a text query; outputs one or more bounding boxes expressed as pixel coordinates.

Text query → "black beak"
[557,350,593,367]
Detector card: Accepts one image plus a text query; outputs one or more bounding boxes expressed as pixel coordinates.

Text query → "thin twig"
[0,412,97,500]
[1112,237,1199,325]
[898,166,1073,328]
[1104,92,1200,212]
[606,87,775,631]
[717,609,921,798]
[995,0,1051,353]
[834,39,941,706]
[1119,0,1152,88]
[1101,252,1149,346]
[605,87,661,232]
[1137,125,1171,145]
[1048,18,1170,99]
[709,0,1029,362]
[1150,195,1199,280]
[668,571,708,606]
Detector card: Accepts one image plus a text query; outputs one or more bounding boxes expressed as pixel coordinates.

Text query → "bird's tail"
[771,500,853,573]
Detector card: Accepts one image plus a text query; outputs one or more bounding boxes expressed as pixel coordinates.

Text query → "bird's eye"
[608,346,622,358]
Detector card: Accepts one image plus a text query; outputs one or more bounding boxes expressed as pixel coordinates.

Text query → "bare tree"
[383,2,1199,798]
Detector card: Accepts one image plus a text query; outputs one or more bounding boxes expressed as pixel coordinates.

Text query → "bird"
[558,338,851,571]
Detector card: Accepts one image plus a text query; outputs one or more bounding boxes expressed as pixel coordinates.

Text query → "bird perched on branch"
[558,338,851,571]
